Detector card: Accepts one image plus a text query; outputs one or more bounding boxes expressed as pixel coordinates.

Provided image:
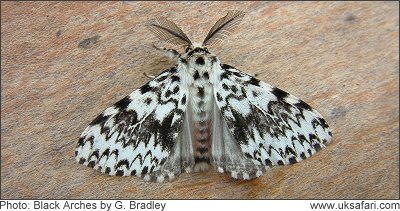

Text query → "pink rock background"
[1,2,398,198]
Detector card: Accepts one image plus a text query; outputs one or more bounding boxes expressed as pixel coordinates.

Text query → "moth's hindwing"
[75,67,189,182]
[212,64,332,179]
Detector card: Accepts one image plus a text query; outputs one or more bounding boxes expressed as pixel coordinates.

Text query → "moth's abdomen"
[190,83,214,172]
[193,121,211,171]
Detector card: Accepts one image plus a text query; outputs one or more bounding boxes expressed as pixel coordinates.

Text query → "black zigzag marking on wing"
[75,67,188,179]
[216,64,332,167]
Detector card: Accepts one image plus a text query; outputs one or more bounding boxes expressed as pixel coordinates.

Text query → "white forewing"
[75,67,191,181]
[211,64,332,179]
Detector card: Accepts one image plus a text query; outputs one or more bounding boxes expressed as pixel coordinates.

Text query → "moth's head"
[147,11,245,58]
[178,43,216,68]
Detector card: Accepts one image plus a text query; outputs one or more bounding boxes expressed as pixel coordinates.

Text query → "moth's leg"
[248,72,259,77]
[143,72,156,79]
[153,44,180,60]
[143,45,181,79]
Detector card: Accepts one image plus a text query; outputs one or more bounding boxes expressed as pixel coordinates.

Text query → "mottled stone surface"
[1,2,398,199]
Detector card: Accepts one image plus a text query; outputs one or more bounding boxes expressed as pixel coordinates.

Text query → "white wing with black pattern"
[211,64,332,179]
[75,67,193,182]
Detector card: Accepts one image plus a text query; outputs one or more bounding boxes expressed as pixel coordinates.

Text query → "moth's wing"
[75,67,193,182]
[212,64,332,179]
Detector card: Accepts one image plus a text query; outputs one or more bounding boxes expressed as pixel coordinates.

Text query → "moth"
[75,11,332,182]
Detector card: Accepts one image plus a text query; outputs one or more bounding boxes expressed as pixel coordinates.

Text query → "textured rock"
[1,2,398,199]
